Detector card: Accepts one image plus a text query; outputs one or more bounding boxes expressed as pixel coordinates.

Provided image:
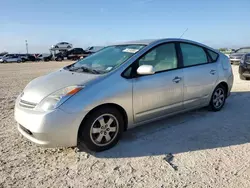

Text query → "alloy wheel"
[90,114,119,146]
[212,88,225,109]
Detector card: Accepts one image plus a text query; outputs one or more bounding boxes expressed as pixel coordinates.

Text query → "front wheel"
[78,107,124,152]
[208,85,226,111]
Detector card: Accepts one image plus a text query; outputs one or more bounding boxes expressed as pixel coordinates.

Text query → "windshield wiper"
[68,66,101,74]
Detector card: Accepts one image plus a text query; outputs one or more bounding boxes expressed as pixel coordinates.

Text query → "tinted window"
[207,50,218,61]
[138,43,177,72]
[180,43,208,66]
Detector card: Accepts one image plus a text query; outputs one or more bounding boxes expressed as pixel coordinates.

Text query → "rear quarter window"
[207,50,219,61]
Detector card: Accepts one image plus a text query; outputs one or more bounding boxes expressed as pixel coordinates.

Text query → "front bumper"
[14,98,86,148]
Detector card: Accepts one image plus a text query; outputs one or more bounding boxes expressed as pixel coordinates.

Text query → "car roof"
[112,38,218,52]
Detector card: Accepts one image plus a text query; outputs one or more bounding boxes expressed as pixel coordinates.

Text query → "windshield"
[69,44,145,73]
[236,48,250,53]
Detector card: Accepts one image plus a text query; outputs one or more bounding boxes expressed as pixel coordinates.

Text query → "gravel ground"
[0,62,250,188]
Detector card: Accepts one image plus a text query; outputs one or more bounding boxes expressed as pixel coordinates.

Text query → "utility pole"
[25,40,29,54]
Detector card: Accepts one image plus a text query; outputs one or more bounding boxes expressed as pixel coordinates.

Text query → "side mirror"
[137,65,155,75]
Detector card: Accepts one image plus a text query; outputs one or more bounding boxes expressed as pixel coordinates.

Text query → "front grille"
[19,124,33,136]
[19,100,37,109]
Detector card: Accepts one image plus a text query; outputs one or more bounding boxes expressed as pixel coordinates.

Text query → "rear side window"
[207,49,218,61]
[180,43,208,67]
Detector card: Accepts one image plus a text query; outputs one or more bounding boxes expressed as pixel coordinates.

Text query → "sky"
[1,0,250,53]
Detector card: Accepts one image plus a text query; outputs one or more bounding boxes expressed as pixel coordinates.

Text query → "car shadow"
[82,91,250,158]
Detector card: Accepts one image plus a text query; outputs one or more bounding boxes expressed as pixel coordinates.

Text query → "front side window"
[180,43,208,67]
[68,44,145,73]
[138,43,177,72]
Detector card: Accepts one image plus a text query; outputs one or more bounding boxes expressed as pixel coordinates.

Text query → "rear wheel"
[78,107,124,152]
[208,85,226,111]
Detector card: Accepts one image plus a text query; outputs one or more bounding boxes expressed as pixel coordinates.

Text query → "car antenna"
[179,28,188,39]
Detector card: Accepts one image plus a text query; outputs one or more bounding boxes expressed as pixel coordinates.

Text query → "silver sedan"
[14,38,234,151]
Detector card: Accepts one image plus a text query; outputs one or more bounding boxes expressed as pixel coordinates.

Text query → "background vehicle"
[36,53,53,61]
[239,53,250,80]
[85,46,104,54]
[15,39,233,152]
[0,52,8,59]
[67,48,90,60]
[229,47,250,64]
[0,54,22,63]
[19,54,36,62]
[55,52,66,61]
[52,42,73,49]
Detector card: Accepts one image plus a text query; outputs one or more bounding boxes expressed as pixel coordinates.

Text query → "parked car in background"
[36,54,53,61]
[229,47,250,64]
[239,53,250,80]
[55,51,68,61]
[19,54,36,62]
[85,46,104,54]
[52,42,73,49]
[67,48,90,60]
[15,38,233,152]
[0,54,22,63]
[0,52,8,59]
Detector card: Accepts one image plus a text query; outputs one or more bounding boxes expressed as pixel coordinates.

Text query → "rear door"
[179,43,219,109]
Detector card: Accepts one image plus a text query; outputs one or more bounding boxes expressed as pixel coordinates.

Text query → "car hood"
[21,69,100,104]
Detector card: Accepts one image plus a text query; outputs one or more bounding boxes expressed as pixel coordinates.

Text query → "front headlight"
[36,85,84,111]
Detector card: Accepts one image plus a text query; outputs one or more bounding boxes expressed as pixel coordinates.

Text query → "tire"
[240,74,247,80]
[78,106,124,152]
[208,85,226,111]
[67,45,71,48]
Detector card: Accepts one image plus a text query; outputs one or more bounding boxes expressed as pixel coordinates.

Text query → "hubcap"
[90,114,119,146]
[213,88,225,109]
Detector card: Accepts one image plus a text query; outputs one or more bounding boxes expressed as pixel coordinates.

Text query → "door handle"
[173,76,182,83]
[210,70,216,75]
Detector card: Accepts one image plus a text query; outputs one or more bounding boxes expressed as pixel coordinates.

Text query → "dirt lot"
[0,61,250,188]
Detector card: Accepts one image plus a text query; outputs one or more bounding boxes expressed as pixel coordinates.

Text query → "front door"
[132,43,184,123]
